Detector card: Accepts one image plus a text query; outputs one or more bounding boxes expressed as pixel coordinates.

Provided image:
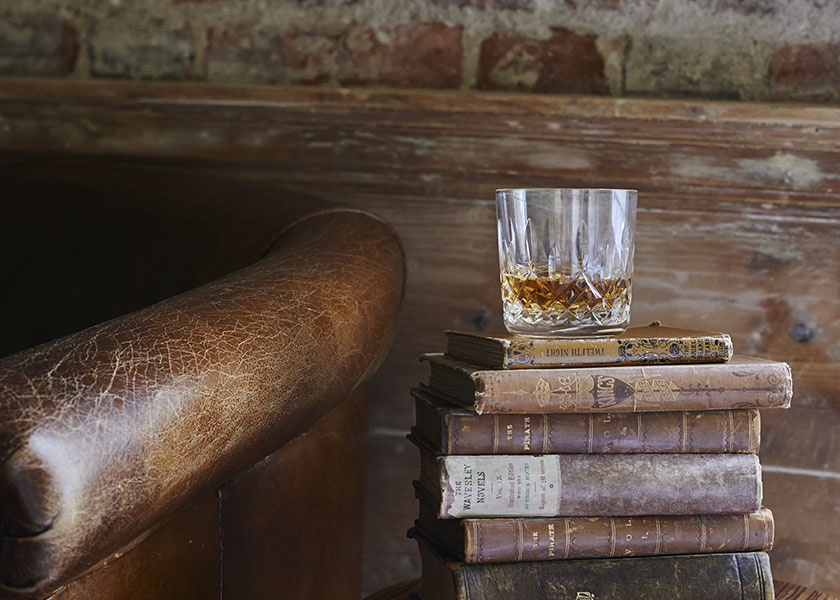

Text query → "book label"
[440,455,562,518]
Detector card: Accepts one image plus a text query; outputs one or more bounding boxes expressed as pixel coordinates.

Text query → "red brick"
[769,42,840,102]
[0,12,78,76]
[206,27,335,85]
[428,0,534,9]
[477,27,607,94]
[337,22,462,89]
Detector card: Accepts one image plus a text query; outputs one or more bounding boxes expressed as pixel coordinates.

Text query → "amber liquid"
[501,269,630,313]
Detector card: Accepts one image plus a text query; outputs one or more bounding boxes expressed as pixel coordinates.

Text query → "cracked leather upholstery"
[0,172,405,599]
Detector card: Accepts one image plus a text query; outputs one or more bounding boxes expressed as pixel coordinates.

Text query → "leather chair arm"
[0,209,404,599]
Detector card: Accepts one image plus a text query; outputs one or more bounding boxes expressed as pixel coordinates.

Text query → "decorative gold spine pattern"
[444,326,735,369]
[422,354,792,413]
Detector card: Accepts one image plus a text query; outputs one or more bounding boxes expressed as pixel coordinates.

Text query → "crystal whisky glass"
[496,188,637,336]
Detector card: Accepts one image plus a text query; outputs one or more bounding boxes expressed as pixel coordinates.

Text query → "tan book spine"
[424,355,793,413]
[457,509,774,563]
[475,360,791,413]
[435,453,762,518]
[443,408,760,454]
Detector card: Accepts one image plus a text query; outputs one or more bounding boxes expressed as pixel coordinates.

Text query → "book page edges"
[781,361,793,408]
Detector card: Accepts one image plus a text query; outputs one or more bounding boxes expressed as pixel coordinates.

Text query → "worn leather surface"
[219,385,368,600]
[50,386,368,600]
[50,489,221,600]
[0,166,405,599]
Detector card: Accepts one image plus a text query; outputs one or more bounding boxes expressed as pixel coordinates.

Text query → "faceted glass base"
[502,294,631,337]
[501,266,632,337]
[503,318,629,338]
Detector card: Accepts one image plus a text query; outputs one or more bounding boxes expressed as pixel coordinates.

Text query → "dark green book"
[414,533,774,600]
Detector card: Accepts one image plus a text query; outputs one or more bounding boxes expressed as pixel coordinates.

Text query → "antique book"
[414,533,775,600]
[412,440,763,518]
[445,325,733,369]
[413,484,775,562]
[412,387,761,454]
[422,354,792,414]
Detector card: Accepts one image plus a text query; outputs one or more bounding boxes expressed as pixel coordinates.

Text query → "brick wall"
[1,0,838,103]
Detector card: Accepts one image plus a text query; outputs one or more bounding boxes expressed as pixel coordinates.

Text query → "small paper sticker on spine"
[441,455,562,517]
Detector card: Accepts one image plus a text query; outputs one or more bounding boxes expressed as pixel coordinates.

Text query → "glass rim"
[496,188,637,194]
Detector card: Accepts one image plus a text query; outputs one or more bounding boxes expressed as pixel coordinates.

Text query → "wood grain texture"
[363,434,420,596]
[0,78,838,594]
[762,472,840,592]
[774,580,840,600]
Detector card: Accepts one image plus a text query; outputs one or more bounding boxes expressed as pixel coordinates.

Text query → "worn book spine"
[424,354,792,413]
[416,535,775,600]
[424,451,762,518]
[414,388,760,454]
[446,329,733,369]
[416,507,774,563]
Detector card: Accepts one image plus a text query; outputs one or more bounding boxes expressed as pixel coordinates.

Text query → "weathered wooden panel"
[774,580,840,600]
[1,79,840,214]
[363,434,420,596]
[1,79,839,594]
[764,472,840,592]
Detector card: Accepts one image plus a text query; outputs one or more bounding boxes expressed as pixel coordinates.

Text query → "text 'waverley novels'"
[406,325,790,600]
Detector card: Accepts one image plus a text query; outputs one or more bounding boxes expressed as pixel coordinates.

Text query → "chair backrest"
[0,160,320,357]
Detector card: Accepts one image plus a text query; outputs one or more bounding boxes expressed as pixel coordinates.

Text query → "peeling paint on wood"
[0,79,839,594]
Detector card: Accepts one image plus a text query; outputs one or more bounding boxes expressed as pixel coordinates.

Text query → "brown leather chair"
[0,161,405,599]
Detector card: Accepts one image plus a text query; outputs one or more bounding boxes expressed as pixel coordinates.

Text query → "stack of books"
[407,325,792,600]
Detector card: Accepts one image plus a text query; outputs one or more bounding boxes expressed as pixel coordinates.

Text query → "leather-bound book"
[445,325,733,369]
[422,354,792,413]
[412,387,761,455]
[414,533,775,600]
[413,483,774,563]
[412,439,763,518]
